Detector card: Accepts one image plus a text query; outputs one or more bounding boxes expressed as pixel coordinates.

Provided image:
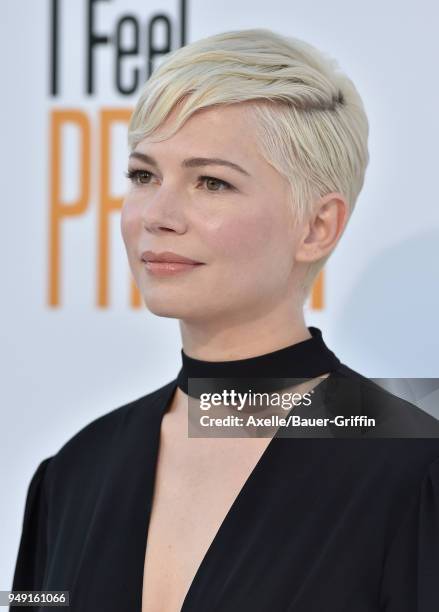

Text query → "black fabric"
[10,326,439,611]
[176,326,340,396]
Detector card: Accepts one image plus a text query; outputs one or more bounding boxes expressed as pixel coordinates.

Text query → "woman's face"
[121,103,306,323]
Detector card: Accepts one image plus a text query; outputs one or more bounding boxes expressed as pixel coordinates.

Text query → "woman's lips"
[144,261,205,276]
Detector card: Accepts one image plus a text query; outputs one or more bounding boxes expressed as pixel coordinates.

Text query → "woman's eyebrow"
[128,151,251,176]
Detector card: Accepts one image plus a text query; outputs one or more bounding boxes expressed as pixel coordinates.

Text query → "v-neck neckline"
[139,373,334,611]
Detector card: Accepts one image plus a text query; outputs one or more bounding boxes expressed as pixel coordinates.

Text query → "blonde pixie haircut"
[128,29,369,299]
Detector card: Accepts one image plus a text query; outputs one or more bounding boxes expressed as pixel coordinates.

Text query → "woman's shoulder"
[316,361,439,489]
[302,363,439,533]
[44,378,177,489]
[59,378,175,449]
[329,361,439,440]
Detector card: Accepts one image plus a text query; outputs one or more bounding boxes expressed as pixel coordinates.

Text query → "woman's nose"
[141,188,186,234]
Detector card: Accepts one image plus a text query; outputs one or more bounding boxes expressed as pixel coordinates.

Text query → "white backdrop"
[1,0,438,588]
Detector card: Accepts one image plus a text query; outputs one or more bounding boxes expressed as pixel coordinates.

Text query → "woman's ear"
[295,192,349,264]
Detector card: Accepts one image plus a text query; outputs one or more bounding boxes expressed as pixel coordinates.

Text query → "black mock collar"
[176,326,341,397]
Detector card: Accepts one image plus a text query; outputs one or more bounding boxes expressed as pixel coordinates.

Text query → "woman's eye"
[125,169,233,193]
[199,176,232,192]
[125,169,152,185]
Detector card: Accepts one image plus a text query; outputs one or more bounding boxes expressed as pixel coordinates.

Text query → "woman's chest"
[140,429,272,612]
[43,423,396,611]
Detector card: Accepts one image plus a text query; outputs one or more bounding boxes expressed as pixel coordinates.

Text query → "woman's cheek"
[205,212,276,261]
[121,200,141,243]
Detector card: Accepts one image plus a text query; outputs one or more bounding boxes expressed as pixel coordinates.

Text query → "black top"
[176,326,342,393]
[10,326,439,611]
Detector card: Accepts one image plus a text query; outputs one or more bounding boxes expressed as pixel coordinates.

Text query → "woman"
[11,29,439,611]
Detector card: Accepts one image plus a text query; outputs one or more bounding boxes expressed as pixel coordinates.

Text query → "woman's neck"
[178,310,310,362]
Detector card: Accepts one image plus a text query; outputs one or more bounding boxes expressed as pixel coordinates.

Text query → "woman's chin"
[142,296,197,319]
